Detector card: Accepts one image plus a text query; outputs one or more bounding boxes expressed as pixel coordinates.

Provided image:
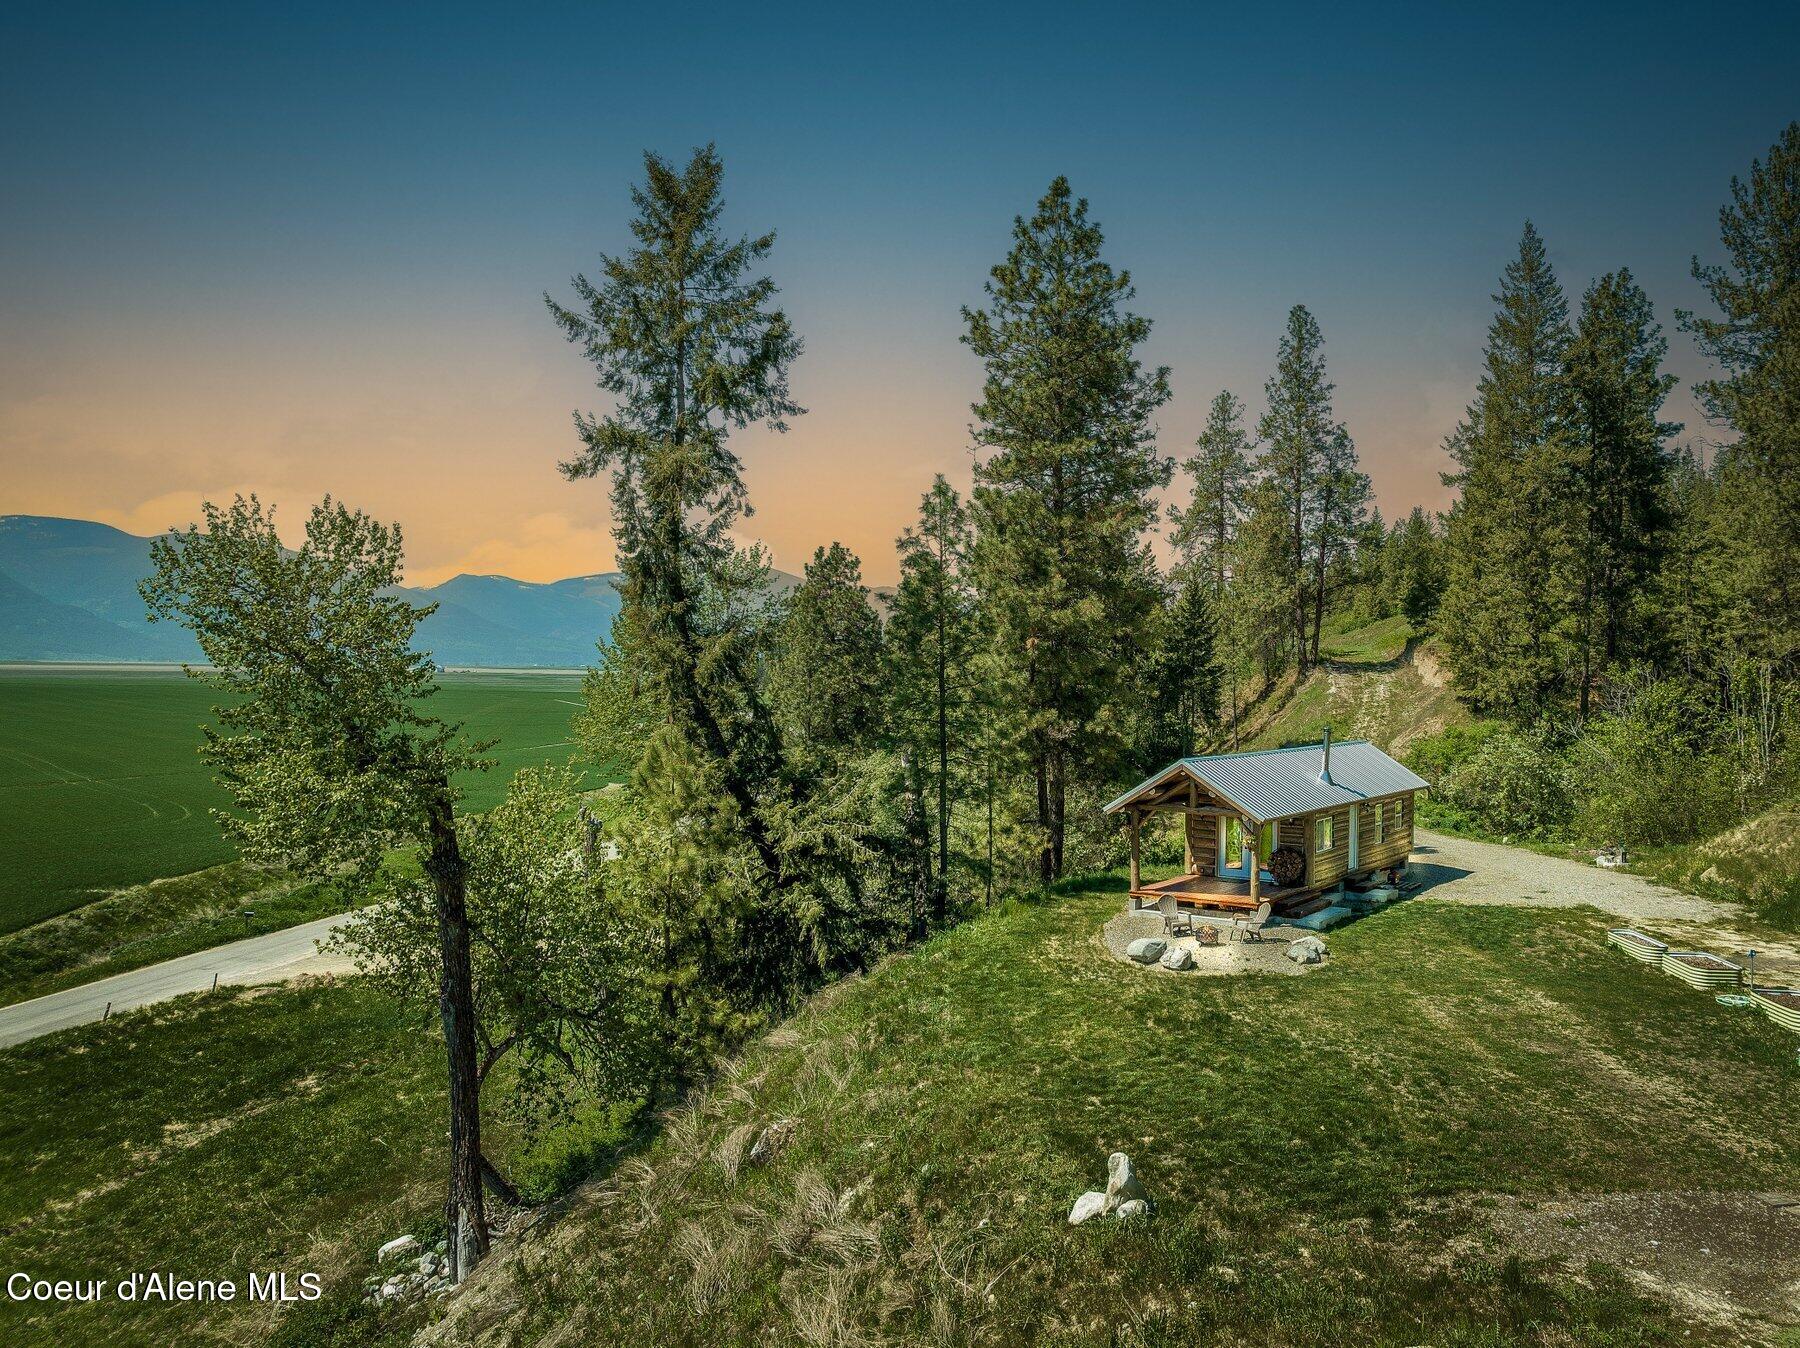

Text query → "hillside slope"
[1226,617,1468,757]
[421,884,1797,1347]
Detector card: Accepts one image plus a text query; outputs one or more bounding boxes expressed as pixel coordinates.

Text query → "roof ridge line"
[1183,738,1370,763]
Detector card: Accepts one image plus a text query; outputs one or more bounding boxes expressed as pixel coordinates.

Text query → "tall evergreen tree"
[1171,390,1254,597]
[1438,222,1582,721]
[1256,305,1343,674]
[1566,269,1680,714]
[548,145,811,1010]
[886,476,980,924]
[1224,475,1297,708]
[1309,423,1372,664]
[1385,506,1446,629]
[963,176,1171,882]
[1678,121,1800,662]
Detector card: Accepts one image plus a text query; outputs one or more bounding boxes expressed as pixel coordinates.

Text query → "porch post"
[1128,809,1142,895]
[1247,815,1261,908]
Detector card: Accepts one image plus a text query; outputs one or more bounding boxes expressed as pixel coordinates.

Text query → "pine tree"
[1566,269,1680,714]
[1225,475,1298,704]
[1438,222,1583,721]
[1309,423,1372,663]
[1678,121,1800,662]
[1256,305,1345,674]
[885,476,980,924]
[1385,506,1446,629]
[1171,390,1254,597]
[770,542,885,776]
[963,177,1171,882]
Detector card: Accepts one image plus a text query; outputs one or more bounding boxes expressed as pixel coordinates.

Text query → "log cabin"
[1103,729,1429,919]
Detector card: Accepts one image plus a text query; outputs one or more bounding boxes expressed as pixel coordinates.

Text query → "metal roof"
[1103,739,1430,824]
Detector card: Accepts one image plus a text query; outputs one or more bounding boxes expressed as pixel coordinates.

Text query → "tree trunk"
[423,788,488,1283]
[1035,747,1053,885]
[1047,748,1066,880]
[985,754,995,908]
[934,604,949,925]
[480,1154,520,1205]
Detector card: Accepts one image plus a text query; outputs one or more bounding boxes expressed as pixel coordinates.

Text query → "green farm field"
[0,668,594,933]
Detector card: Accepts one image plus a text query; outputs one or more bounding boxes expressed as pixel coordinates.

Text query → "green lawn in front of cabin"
[426,883,1800,1347]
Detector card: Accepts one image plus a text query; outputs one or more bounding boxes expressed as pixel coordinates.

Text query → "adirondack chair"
[1161,898,1194,937]
[1235,901,1275,943]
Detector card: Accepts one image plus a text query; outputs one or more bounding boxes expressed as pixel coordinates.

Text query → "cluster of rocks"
[363,1234,454,1304]
[1069,1152,1153,1224]
[1125,936,1194,970]
[1285,934,1327,964]
[1125,933,1328,968]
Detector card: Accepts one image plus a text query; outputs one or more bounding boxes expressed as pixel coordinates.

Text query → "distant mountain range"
[0,515,653,668]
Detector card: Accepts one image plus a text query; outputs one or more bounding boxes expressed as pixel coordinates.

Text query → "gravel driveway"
[1413,829,1800,970]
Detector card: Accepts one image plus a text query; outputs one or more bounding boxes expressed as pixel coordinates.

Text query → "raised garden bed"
[1749,986,1800,1035]
[1659,949,1744,991]
[1606,927,1668,964]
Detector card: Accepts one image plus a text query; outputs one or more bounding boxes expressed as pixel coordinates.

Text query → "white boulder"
[1105,1152,1147,1211]
[1285,935,1327,965]
[1159,945,1195,971]
[1125,937,1167,964]
[1113,1198,1150,1219]
[377,1235,420,1263]
[1068,1190,1109,1225]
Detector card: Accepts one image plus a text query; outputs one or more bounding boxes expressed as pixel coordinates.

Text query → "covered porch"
[1126,870,1326,917]
[1109,765,1328,920]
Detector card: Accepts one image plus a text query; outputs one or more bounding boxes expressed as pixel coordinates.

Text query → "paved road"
[0,911,360,1049]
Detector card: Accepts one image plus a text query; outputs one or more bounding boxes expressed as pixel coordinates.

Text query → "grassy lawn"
[431,885,1800,1347]
[0,669,596,932]
[0,978,633,1348]
[1318,612,1415,665]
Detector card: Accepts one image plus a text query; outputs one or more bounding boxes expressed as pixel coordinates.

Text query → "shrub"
[1409,724,1572,839]
[1569,677,1736,845]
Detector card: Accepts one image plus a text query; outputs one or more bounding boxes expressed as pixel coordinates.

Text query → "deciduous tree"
[142,496,494,1280]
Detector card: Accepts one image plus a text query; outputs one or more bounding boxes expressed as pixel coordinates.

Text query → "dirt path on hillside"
[1414,829,1800,972]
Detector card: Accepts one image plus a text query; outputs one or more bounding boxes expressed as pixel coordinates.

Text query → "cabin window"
[1393,797,1407,830]
[1222,816,1243,862]
[1259,821,1276,859]
[1316,815,1335,852]
[1371,803,1385,844]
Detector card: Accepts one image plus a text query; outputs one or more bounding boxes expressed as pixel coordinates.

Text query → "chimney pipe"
[1320,725,1334,784]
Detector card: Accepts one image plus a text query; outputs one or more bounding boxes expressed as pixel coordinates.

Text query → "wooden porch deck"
[1127,873,1327,917]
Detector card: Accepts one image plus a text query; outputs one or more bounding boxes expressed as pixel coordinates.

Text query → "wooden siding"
[1185,813,1219,876]
[1306,805,1354,887]
[1355,795,1414,874]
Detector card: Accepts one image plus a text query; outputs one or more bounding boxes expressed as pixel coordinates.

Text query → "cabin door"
[1218,819,1275,882]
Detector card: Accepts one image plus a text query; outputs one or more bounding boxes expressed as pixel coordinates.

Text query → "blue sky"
[2,1,1794,582]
